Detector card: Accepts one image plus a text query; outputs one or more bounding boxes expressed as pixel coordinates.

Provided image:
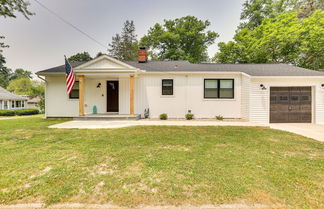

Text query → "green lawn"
[0,116,323,208]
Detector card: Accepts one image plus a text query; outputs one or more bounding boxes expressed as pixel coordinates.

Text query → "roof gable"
[74,55,138,72]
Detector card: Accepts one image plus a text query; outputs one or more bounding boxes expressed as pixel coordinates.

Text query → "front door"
[270,87,312,123]
[107,81,119,112]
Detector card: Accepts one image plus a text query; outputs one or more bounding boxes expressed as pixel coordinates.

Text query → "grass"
[0,116,323,208]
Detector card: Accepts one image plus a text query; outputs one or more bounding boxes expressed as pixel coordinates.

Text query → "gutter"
[37,75,47,83]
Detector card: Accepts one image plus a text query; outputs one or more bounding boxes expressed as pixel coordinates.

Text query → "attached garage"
[270,87,312,123]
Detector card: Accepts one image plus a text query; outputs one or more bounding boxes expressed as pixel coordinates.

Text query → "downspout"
[37,74,47,118]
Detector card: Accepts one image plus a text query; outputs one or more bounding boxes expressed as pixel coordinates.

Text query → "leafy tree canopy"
[108,20,138,61]
[213,10,324,70]
[0,0,34,19]
[0,68,32,88]
[140,16,219,63]
[68,52,92,62]
[240,0,323,30]
[6,77,44,97]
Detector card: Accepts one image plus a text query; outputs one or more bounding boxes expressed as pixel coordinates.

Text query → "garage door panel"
[270,87,311,123]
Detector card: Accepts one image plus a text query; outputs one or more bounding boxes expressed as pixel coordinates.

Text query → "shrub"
[0,110,15,116]
[159,113,168,120]
[216,115,224,121]
[185,113,194,120]
[15,108,39,116]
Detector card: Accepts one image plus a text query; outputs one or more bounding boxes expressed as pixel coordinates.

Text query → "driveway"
[270,123,324,142]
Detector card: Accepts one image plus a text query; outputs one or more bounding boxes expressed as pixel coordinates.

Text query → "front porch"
[73,55,141,118]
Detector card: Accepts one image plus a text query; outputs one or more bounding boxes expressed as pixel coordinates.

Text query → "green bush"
[15,109,39,116]
[0,110,15,116]
[159,113,168,120]
[185,113,194,120]
[216,115,224,120]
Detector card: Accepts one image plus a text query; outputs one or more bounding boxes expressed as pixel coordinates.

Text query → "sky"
[0,0,245,74]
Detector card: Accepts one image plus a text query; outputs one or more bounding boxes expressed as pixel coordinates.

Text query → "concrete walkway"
[270,123,324,142]
[49,120,265,129]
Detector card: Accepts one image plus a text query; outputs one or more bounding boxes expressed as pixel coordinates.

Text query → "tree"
[140,16,218,63]
[240,0,291,30]
[0,67,12,88]
[68,52,92,62]
[0,0,34,19]
[297,10,324,70]
[11,68,32,79]
[1,0,34,84]
[0,68,32,88]
[30,80,45,112]
[214,10,323,70]
[108,20,138,61]
[7,77,33,95]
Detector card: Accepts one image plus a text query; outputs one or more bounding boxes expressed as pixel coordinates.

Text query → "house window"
[22,101,25,108]
[11,101,15,108]
[219,79,234,98]
[69,81,79,99]
[0,100,2,110]
[204,79,218,98]
[162,79,173,95]
[204,79,234,99]
[4,101,8,109]
[16,101,22,108]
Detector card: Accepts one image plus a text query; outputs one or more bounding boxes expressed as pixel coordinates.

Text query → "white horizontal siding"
[241,74,250,120]
[249,77,324,124]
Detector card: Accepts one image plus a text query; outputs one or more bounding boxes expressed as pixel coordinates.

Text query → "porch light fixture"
[260,84,267,90]
[97,83,101,88]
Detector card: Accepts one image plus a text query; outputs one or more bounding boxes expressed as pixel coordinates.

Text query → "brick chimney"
[138,47,148,63]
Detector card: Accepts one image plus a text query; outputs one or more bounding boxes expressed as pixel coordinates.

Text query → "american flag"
[65,56,75,94]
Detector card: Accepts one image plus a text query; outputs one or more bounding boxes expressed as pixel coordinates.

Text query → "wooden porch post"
[130,75,134,116]
[78,75,85,116]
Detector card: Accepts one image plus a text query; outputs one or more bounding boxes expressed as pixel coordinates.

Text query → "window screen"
[162,79,173,95]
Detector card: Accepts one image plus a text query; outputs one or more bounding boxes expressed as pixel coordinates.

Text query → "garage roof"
[37,60,324,76]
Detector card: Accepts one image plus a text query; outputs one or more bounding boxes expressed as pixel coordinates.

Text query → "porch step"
[73,114,141,121]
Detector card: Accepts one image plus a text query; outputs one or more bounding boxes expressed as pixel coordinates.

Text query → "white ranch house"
[37,50,324,124]
[0,87,27,110]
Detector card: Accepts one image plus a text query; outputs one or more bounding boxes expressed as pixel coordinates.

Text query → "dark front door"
[270,87,311,123]
[107,81,119,112]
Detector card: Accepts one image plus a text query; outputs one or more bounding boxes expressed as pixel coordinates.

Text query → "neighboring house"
[36,49,324,124]
[0,87,28,110]
[22,95,41,109]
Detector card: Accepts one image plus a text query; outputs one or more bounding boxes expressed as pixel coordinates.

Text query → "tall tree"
[140,16,218,63]
[68,52,92,62]
[0,67,12,88]
[1,0,34,85]
[240,0,291,30]
[240,0,323,29]
[213,10,324,70]
[108,20,138,61]
[0,0,34,19]
[11,68,32,80]
[7,77,33,95]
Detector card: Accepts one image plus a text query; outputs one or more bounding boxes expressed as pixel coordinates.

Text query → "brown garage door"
[270,87,312,123]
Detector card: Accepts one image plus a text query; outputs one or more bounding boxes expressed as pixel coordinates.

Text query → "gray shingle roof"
[0,87,27,100]
[37,60,324,76]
